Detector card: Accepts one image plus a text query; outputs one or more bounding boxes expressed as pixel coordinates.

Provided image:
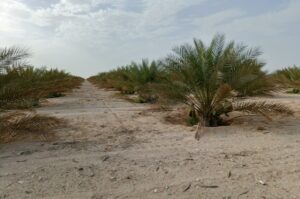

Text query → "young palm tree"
[89,59,165,102]
[163,34,292,133]
[273,65,300,92]
[127,59,163,90]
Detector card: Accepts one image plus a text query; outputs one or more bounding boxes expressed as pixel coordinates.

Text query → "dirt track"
[1,80,300,199]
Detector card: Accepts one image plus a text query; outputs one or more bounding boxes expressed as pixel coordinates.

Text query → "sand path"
[1,80,300,199]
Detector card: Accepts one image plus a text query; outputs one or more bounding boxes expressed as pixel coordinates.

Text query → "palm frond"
[211,84,232,107]
[0,47,30,72]
[233,101,293,116]
[0,111,64,142]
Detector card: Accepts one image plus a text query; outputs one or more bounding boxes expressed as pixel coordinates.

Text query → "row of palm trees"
[0,47,84,142]
[0,47,83,110]
[90,34,297,128]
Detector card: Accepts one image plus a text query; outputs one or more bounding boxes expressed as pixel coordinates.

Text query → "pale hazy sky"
[1,0,300,77]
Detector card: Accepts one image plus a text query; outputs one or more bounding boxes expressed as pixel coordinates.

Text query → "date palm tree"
[163,34,292,136]
[273,65,300,92]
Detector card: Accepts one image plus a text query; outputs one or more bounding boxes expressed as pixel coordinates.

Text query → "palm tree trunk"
[202,115,220,127]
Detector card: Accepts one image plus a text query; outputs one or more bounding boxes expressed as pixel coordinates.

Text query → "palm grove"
[0,47,82,110]
[89,34,298,130]
[0,47,83,141]
[1,34,299,139]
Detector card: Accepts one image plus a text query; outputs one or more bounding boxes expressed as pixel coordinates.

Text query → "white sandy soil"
[1,80,300,199]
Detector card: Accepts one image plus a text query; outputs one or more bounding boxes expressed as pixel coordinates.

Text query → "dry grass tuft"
[0,111,65,143]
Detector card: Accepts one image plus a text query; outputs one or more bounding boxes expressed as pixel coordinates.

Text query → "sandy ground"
[1,80,300,199]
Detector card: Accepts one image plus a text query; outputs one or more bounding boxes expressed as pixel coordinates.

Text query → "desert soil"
[1,80,300,199]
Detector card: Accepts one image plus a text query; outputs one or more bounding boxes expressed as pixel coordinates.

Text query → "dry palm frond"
[186,93,201,112]
[195,122,205,141]
[211,84,232,108]
[0,111,64,143]
[233,101,293,118]
[5,111,62,131]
